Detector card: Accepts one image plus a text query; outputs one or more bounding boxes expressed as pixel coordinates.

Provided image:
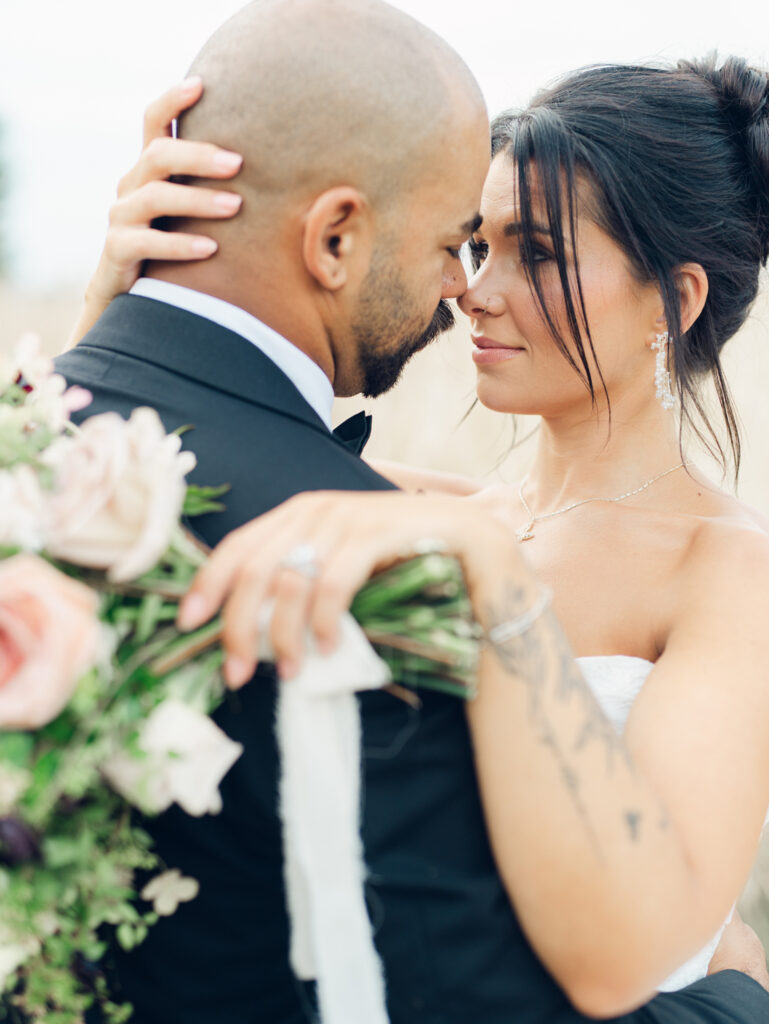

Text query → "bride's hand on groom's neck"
[66,77,243,352]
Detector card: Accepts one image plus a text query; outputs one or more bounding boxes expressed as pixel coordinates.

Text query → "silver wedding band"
[279,543,321,579]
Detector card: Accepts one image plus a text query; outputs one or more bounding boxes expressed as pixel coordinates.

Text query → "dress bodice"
[576,655,767,993]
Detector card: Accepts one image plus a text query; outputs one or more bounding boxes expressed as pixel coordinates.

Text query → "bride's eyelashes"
[467,237,488,270]
[465,236,554,273]
[520,242,554,267]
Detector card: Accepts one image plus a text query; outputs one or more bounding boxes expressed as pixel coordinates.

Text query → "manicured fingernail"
[177,592,210,630]
[224,656,252,687]
[317,634,335,655]
[181,76,203,96]
[191,238,218,256]
[213,151,243,173]
[279,659,298,680]
[213,192,242,213]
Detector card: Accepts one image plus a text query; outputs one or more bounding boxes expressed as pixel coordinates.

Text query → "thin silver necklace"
[516,462,687,543]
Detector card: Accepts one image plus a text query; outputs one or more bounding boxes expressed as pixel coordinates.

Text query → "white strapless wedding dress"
[577,655,769,993]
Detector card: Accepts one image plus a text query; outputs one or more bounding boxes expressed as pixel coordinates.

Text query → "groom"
[57,1,769,1022]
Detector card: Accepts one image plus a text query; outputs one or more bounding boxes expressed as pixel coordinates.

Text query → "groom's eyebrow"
[461,214,483,236]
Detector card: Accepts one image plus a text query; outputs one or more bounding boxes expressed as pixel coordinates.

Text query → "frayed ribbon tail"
[276,611,392,1024]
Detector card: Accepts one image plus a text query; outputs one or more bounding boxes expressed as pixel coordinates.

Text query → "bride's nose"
[458,277,500,319]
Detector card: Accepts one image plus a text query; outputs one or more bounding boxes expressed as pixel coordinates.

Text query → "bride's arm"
[463,522,769,1013]
[368,458,482,495]
[66,79,243,350]
[176,492,769,1016]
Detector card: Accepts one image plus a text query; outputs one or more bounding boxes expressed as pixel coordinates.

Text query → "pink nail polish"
[213,151,243,173]
[225,656,252,687]
[213,193,242,213]
[177,592,210,629]
[191,238,218,256]
[181,76,203,95]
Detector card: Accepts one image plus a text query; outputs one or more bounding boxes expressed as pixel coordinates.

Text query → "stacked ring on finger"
[279,543,322,579]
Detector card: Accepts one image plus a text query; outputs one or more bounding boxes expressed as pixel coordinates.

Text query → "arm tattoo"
[625,811,642,842]
[484,582,664,854]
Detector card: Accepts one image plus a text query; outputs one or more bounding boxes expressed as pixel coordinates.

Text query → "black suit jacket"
[57,295,768,1024]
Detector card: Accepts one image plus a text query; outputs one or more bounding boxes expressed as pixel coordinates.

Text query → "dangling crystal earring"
[651,331,676,410]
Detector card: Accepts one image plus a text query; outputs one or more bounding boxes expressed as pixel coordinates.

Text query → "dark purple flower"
[0,817,40,864]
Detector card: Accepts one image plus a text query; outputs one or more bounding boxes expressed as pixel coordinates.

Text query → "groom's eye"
[446,246,462,259]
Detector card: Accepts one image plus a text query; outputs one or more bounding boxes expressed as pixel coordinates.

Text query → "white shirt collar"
[129,278,334,429]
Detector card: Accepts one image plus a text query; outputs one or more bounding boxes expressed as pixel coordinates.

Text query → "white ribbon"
[261,608,392,1024]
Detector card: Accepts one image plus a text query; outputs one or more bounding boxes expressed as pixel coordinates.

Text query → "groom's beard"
[352,259,456,399]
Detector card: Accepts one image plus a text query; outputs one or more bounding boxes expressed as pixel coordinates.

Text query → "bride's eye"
[520,242,553,267]
[467,238,488,270]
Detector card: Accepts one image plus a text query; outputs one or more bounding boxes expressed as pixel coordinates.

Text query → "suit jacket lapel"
[79,294,338,443]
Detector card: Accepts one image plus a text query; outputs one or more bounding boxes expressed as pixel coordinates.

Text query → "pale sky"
[1,0,766,291]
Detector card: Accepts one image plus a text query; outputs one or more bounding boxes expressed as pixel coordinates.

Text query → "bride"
[70,57,769,1011]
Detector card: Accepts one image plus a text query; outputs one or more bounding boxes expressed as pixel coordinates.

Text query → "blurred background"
[2,0,769,953]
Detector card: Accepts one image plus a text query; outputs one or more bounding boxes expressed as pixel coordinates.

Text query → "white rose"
[102,700,243,817]
[0,465,48,551]
[45,407,196,582]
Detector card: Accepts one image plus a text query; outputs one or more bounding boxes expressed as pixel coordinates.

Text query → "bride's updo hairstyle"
[490,55,769,473]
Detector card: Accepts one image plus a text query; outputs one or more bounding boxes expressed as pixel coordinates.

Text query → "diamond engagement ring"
[280,543,321,579]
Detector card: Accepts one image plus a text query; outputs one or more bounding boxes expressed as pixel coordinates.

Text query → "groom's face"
[351,246,457,398]
[349,133,488,398]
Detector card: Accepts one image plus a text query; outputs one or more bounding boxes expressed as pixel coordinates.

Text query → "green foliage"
[0,373,481,1021]
[182,484,230,517]
[352,554,481,697]
[0,541,227,1022]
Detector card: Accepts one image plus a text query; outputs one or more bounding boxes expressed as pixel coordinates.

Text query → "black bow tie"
[332,411,372,456]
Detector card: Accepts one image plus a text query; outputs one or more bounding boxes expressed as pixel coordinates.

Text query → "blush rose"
[0,555,102,729]
[45,408,196,582]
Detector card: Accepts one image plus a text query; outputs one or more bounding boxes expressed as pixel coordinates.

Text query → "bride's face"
[457,155,662,419]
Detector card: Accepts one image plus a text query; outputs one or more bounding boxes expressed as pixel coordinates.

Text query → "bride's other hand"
[66,78,243,350]
[177,490,526,687]
[707,911,769,992]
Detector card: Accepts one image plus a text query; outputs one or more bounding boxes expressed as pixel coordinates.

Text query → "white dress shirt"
[129,278,334,429]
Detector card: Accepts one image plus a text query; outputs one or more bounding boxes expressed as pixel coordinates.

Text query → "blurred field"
[4,276,769,951]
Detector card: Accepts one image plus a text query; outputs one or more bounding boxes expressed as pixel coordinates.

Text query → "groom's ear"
[302,187,373,291]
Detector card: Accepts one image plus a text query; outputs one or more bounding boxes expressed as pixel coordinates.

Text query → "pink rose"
[0,555,101,729]
[45,408,196,582]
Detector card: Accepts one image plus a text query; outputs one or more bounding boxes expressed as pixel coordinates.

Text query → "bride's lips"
[471,336,526,365]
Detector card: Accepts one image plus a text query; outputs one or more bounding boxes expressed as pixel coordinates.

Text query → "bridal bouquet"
[0,338,480,1024]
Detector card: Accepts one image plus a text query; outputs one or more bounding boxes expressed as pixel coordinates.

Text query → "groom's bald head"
[179,0,485,220]
[153,0,489,397]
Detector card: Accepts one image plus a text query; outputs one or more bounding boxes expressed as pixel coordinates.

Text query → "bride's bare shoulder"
[681,490,769,596]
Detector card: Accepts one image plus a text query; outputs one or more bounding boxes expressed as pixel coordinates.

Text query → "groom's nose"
[441,261,468,301]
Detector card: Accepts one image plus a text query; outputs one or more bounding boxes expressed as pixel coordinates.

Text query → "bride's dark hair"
[489,54,769,475]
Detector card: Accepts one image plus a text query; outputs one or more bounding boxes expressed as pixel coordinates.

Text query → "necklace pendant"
[516,521,535,543]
